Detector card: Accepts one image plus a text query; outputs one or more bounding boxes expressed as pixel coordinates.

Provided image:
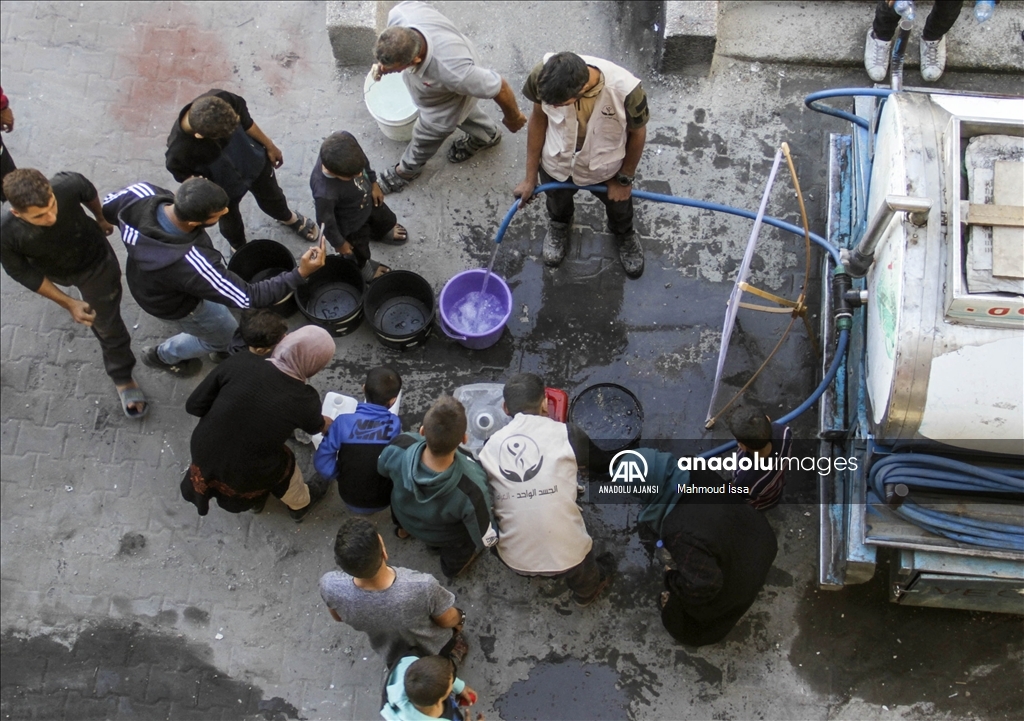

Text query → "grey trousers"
[398,100,499,176]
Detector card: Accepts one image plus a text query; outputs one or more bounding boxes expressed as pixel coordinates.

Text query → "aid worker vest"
[539,54,641,187]
[479,413,593,574]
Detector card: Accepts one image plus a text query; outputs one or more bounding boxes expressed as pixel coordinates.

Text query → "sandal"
[282,213,319,241]
[378,224,408,245]
[446,132,501,164]
[117,384,149,419]
[378,166,413,195]
[362,260,393,283]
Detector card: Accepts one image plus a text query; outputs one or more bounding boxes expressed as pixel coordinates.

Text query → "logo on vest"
[608,449,648,484]
[497,435,544,483]
[601,105,616,117]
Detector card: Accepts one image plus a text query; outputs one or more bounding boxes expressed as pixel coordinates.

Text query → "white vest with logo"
[479,413,592,574]
[539,54,641,186]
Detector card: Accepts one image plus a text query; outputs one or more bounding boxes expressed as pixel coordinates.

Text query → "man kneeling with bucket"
[629,450,778,646]
[478,373,615,607]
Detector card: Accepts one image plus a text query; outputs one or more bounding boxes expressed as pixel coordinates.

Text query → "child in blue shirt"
[314,367,403,513]
[381,655,482,721]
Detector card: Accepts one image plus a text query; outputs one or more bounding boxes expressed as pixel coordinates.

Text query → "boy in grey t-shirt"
[319,517,468,668]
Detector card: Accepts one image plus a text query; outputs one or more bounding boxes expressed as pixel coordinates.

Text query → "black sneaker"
[208,351,231,364]
[250,494,268,514]
[289,473,328,523]
[617,234,644,279]
[142,346,203,377]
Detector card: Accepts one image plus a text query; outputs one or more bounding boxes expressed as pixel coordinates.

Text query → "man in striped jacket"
[102,178,325,377]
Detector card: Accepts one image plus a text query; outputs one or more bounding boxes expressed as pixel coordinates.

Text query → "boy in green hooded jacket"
[379,395,497,580]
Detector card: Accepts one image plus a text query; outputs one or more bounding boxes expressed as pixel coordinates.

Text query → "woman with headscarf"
[181,326,336,521]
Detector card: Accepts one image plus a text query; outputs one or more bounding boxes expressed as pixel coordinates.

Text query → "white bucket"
[363,70,418,142]
[310,390,403,448]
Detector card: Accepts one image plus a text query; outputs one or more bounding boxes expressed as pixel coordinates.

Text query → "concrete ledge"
[326,1,390,67]
[661,0,718,73]
[714,0,1024,74]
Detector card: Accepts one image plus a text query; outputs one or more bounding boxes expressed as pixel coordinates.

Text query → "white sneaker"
[920,36,947,82]
[864,29,893,82]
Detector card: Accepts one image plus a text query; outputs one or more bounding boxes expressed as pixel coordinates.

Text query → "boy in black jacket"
[311,131,407,283]
[102,178,325,377]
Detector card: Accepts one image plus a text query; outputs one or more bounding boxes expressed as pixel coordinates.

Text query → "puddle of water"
[494,659,628,720]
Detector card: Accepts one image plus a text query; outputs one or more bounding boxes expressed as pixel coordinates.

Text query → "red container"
[545,387,568,423]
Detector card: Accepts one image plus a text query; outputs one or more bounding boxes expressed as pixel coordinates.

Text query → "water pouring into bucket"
[439,269,513,350]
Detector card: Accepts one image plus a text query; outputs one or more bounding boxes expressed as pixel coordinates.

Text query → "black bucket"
[226,239,298,317]
[296,256,365,336]
[362,270,435,351]
[568,383,644,453]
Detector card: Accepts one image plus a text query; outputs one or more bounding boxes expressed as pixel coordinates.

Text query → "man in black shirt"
[1,169,146,417]
[165,89,318,250]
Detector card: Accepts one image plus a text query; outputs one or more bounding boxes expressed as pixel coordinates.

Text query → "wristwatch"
[616,173,635,187]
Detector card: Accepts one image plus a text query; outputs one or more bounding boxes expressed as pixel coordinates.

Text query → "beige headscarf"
[268,326,335,382]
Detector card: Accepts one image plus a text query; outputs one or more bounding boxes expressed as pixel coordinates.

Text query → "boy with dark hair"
[310,131,407,283]
[102,178,325,377]
[479,373,614,607]
[1,168,146,417]
[379,396,498,580]
[235,308,288,355]
[319,518,468,669]
[726,404,793,510]
[165,89,318,250]
[314,366,404,513]
[382,655,482,721]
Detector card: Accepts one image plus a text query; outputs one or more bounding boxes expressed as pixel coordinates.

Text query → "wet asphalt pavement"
[1,2,1022,720]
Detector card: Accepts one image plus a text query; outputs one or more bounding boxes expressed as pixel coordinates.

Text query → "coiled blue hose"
[490,182,850,458]
[868,454,1024,551]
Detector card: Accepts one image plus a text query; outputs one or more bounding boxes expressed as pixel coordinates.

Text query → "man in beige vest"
[478,373,614,607]
[513,53,649,278]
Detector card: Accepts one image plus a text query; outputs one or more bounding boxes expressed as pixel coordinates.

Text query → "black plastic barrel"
[296,256,365,336]
[568,383,644,453]
[362,270,435,351]
[226,239,298,317]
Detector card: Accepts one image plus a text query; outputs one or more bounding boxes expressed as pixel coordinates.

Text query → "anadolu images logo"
[608,449,648,484]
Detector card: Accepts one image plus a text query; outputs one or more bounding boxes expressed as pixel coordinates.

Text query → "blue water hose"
[803,88,895,129]
[868,454,1024,551]
[495,183,842,265]
[491,182,850,459]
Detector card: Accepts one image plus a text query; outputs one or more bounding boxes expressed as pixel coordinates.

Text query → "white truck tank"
[864,92,1024,453]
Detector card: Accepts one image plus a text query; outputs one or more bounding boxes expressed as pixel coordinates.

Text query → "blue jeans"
[157,300,238,364]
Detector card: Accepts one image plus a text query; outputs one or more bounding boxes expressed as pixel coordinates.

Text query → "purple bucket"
[438,269,513,350]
